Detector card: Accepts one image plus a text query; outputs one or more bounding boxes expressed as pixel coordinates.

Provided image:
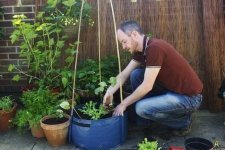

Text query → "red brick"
[0,47,17,53]
[0,85,24,92]
[0,40,7,46]
[8,53,20,59]
[0,79,12,85]
[2,7,13,13]
[1,0,18,6]
[0,66,9,72]
[21,0,35,5]
[14,6,33,13]
[0,21,13,27]
[0,54,8,59]
[0,59,17,65]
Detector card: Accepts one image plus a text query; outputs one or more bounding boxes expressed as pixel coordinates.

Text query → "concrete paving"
[0,110,225,150]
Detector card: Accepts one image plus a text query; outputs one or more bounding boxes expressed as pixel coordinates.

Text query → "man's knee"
[131,69,141,81]
[135,101,152,118]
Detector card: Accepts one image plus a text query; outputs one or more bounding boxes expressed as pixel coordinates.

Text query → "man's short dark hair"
[118,20,143,36]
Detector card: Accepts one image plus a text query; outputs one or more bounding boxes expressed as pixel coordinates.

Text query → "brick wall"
[0,0,36,92]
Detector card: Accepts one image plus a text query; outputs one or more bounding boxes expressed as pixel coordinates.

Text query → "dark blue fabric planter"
[70,106,128,150]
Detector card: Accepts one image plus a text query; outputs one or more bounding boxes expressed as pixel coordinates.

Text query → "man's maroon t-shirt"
[132,38,203,96]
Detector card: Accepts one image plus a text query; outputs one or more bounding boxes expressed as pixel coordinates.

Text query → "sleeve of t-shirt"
[132,52,144,63]
[146,44,165,67]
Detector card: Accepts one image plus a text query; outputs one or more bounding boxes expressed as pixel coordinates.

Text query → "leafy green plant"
[44,0,94,27]
[0,96,14,112]
[76,55,118,97]
[13,88,60,130]
[8,13,76,97]
[54,100,71,118]
[138,138,161,150]
[79,101,109,120]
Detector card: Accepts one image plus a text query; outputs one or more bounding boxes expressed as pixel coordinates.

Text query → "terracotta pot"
[0,102,17,131]
[40,114,70,147]
[30,123,45,138]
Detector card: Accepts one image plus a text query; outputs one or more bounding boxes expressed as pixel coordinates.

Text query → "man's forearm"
[122,83,152,107]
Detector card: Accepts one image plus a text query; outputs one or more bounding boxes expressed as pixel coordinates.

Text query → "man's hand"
[103,90,113,107]
[113,102,127,116]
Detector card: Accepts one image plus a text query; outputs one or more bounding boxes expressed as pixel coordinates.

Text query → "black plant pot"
[185,137,213,150]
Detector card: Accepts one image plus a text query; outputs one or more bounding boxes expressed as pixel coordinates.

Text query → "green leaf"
[62,0,76,7]
[56,41,64,49]
[8,64,15,72]
[109,77,116,86]
[99,81,107,88]
[62,77,68,88]
[12,75,20,81]
[59,101,70,110]
[47,0,60,8]
[49,38,54,46]
[65,56,74,64]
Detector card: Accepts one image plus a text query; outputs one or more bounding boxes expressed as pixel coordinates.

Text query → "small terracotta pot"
[0,102,17,131]
[30,123,45,138]
[40,114,70,147]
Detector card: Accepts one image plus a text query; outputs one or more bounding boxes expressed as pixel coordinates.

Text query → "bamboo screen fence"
[74,0,224,112]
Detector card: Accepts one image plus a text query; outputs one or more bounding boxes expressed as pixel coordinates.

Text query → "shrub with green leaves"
[8,14,76,89]
[0,96,14,112]
[138,138,161,150]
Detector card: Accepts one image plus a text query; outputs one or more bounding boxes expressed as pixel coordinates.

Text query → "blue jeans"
[130,69,202,129]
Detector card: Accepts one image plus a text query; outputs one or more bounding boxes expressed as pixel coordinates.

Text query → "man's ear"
[130,31,139,40]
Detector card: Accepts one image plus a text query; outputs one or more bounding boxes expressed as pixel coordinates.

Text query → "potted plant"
[0,96,17,131]
[70,75,128,150]
[13,88,59,138]
[40,100,71,147]
[138,138,161,150]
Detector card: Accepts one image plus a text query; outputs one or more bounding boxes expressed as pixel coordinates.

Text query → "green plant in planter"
[138,138,161,150]
[0,96,14,112]
[79,101,109,120]
[13,88,60,131]
[51,100,71,118]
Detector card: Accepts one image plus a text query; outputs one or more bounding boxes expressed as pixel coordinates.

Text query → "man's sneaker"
[172,125,192,136]
[172,111,196,137]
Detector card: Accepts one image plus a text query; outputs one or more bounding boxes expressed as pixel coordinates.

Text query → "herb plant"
[0,96,14,112]
[79,101,109,120]
[138,138,161,150]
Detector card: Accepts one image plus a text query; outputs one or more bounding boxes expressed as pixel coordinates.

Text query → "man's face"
[117,29,138,53]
